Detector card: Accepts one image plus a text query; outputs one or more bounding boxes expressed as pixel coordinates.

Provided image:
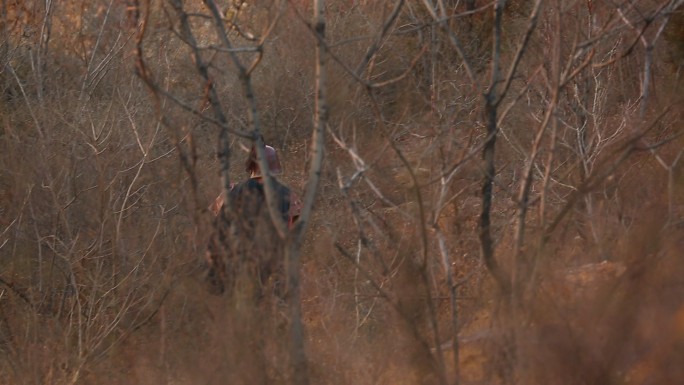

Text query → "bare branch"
[354,0,405,77]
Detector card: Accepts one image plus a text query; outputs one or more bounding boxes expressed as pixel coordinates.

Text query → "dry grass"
[1,1,683,384]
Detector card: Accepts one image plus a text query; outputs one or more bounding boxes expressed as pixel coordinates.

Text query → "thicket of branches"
[1,0,683,384]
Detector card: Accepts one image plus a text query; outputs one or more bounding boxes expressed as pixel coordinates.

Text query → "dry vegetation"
[1,0,684,384]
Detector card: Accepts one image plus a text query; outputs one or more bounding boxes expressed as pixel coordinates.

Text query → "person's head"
[245,143,283,178]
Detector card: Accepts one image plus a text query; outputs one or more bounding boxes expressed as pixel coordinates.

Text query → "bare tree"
[132,0,332,383]
[2,1,681,384]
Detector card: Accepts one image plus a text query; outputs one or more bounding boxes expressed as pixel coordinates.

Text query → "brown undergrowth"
[1,1,683,384]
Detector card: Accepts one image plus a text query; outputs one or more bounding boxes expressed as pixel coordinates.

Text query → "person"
[209,144,301,225]
[205,142,300,297]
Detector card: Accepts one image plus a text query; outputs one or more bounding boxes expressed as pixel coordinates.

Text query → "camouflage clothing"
[205,177,293,297]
